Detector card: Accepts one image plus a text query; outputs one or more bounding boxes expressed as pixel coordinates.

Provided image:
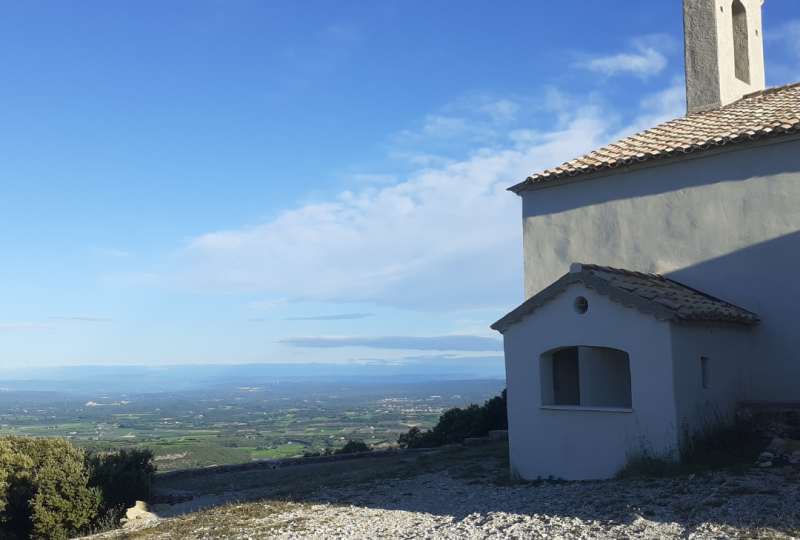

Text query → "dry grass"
[108,500,310,540]
[735,515,800,540]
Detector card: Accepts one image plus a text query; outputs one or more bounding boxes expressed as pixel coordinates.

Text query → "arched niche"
[732,0,751,83]
[540,346,632,409]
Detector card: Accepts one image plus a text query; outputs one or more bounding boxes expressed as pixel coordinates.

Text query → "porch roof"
[491,263,760,333]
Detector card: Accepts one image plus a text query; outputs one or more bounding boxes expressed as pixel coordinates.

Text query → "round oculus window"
[574,296,588,314]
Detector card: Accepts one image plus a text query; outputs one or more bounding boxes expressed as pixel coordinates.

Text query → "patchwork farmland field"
[0,379,505,472]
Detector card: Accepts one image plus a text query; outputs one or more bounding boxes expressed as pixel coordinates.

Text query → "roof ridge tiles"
[515,83,800,191]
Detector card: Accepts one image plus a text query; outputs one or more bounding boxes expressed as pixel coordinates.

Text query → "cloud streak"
[285,313,374,321]
[48,317,114,322]
[279,335,503,352]
[577,36,674,80]
[175,108,607,311]
[172,85,684,313]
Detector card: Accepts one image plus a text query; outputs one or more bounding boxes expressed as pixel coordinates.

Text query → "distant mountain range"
[0,359,504,394]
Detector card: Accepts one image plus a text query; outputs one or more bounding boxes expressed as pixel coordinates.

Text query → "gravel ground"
[85,465,800,539]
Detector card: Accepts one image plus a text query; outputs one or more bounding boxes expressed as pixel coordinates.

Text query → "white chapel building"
[492,0,800,480]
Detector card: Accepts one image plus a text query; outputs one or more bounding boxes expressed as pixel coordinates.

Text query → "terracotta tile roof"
[513,82,800,192]
[491,263,759,333]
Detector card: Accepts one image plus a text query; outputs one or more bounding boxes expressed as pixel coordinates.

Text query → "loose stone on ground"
[88,465,800,539]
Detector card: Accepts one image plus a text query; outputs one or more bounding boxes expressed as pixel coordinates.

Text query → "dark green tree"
[86,448,157,511]
[0,436,102,540]
[397,388,508,449]
[334,440,371,454]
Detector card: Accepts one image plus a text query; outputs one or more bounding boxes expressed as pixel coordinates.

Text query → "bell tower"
[683,0,766,114]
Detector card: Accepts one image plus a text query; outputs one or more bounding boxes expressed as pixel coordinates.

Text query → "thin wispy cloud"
[390,96,530,160]
[610,78,686,139]
[400,354,504,364]
[48,317,113,322]
[285,313,374,321]
[279,335,503,352]
[351,174,397,184]
[175,112,602,311]
[174,85,684,313]
[577,35,674,80]
[477,100,521,125]
[249,299,290,310]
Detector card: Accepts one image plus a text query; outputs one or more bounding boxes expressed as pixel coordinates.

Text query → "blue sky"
[1,0,799,373]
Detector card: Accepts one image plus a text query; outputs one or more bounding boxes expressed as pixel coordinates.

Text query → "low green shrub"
[302,448,334,457]
[86,448,157,512]
[0,436,103,540]
[334,440,371,454]
[397,389,507,449]
[0,436,157,539]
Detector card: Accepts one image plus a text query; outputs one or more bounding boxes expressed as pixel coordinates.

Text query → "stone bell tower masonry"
[683,0,766,113]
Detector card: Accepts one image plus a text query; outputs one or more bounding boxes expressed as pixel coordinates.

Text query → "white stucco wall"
[503,282,677,480]
[669,323,755,437]
[519,136,800,401]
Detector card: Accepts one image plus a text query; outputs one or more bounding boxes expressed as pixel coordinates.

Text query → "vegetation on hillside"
[303,439,372,457]
[1,380,505,471]
[0,436,155,540]
[397,389,507,449]
[86,448,156,512]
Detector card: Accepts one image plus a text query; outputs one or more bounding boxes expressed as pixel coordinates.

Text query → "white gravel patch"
[84,467,800,539]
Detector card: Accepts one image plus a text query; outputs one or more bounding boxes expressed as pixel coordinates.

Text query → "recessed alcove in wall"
[732,0,751,83]
[540,346,632,410]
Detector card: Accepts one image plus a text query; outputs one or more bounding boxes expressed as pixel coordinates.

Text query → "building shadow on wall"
[665,229,800,399]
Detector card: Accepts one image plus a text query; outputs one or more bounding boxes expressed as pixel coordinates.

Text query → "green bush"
[302,440,370,457]
[334,440,371,454]
[0,437,157,539]
[398,389,508,449]
[302,448,334,457]
[0,436,103,540]
[86,448,157,512]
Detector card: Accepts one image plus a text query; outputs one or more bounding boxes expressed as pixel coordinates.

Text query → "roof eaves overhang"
[508,110,800,196]
[490,271,679,334]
